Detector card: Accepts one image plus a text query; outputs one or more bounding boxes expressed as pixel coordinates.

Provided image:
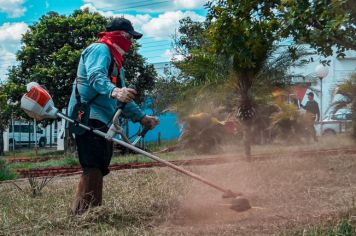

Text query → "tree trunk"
[236,71,255,159]
[243,124,251,158]
[352,100,356,140]
[0,130,4,156]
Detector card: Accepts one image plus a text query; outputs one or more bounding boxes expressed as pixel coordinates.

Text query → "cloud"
[83,0,208,12]
[81,4,205,40]
[0,48,16,81]
[141,11,205,39]
[0,22,28,81]
[81,3,152,32]
[0,0,27,18]
[0,22,28,43]
[164,48,184,62]
[173,0,208,9]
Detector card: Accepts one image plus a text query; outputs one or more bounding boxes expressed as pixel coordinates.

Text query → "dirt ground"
[155,152,356,235]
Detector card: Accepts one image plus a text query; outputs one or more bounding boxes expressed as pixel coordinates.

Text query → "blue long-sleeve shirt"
[67,43,145,126]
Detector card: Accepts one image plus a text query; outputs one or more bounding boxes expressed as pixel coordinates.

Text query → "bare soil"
[155,152,356,235]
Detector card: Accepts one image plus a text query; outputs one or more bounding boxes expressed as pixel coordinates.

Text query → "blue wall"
[128,111,182,143]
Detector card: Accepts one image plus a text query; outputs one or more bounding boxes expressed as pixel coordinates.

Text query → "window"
[9,124,34,133]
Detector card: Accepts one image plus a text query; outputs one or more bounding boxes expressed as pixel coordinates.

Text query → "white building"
[290,49,356,118]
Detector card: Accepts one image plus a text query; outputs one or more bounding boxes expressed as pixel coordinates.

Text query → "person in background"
[300,92,320,141]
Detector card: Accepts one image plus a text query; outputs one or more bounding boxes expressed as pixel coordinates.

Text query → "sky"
[0,0,208,80]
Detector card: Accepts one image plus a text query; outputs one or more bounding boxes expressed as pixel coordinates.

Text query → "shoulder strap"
[75,56,121,105]
[75,79,100,105]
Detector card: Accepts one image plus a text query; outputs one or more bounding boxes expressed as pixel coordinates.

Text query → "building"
[289,48,356,118]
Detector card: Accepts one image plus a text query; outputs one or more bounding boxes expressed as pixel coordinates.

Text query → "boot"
[71,168,103,215]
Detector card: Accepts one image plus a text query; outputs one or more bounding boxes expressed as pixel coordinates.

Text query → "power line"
[101,0,161,9]
[102,0,171,11]
[140,44,171,49]
[139,40,170,45]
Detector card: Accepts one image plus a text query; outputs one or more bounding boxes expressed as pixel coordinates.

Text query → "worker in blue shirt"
[68,18,159,215]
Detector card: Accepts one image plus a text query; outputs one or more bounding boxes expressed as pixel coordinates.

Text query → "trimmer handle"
[139,127,150,138]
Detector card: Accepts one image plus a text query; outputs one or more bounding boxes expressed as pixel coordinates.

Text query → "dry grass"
[0,135,355,235]
[0,169,187,235]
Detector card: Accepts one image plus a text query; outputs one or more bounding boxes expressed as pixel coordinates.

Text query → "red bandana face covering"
[98,31,133,69]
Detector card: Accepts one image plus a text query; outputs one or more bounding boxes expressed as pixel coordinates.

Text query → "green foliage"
[0,158,17,181]
[0,82,24,131]
[270,101,312,142]
[0,84,11,132]
[170,17,235,116]
[174,17,210,57]
[332,73,356,138]
[123,43,157,105]
[207,0,281,71]
[148,77,183,115]
[332,73,356,111]
[280,0,356,57]
[9,157,79,170]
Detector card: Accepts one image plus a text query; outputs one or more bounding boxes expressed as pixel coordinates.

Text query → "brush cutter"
[21,82,251,211]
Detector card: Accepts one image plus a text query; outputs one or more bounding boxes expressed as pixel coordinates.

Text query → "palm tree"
[332,73,356,138]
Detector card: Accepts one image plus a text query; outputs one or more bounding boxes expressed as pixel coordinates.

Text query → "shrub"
[0,158,17,181]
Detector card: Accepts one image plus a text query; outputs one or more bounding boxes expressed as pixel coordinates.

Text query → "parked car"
[315,111,352,136]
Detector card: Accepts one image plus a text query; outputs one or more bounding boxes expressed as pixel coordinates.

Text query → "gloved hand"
[111,87,137,103]
[140,115,160,130]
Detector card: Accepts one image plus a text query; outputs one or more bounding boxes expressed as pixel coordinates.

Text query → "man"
[300,92,320,141]
[68,18,159,215]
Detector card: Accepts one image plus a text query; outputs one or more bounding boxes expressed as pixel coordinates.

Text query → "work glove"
[111,87,137,103]
[141,115,160,130]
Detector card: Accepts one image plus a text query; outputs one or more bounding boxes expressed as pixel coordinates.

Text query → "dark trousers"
[75,119,113,176]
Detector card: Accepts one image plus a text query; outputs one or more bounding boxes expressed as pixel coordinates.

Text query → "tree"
[206,0,286,157]
[0,82,23,155]
[7,9,156,111]
[148,77,183,115]
[171,17,234,117]
[332,73,356,138]
[280,0,356,57]
[205,0,354,157]
[123,43,157,105]
[170,15,312,147]
[0,84,9,155]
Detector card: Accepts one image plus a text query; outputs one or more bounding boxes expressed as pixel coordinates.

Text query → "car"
[315,111,352,136]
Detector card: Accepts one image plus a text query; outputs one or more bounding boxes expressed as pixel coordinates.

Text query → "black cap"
[106,18,143,39]
[307,92,314,97]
